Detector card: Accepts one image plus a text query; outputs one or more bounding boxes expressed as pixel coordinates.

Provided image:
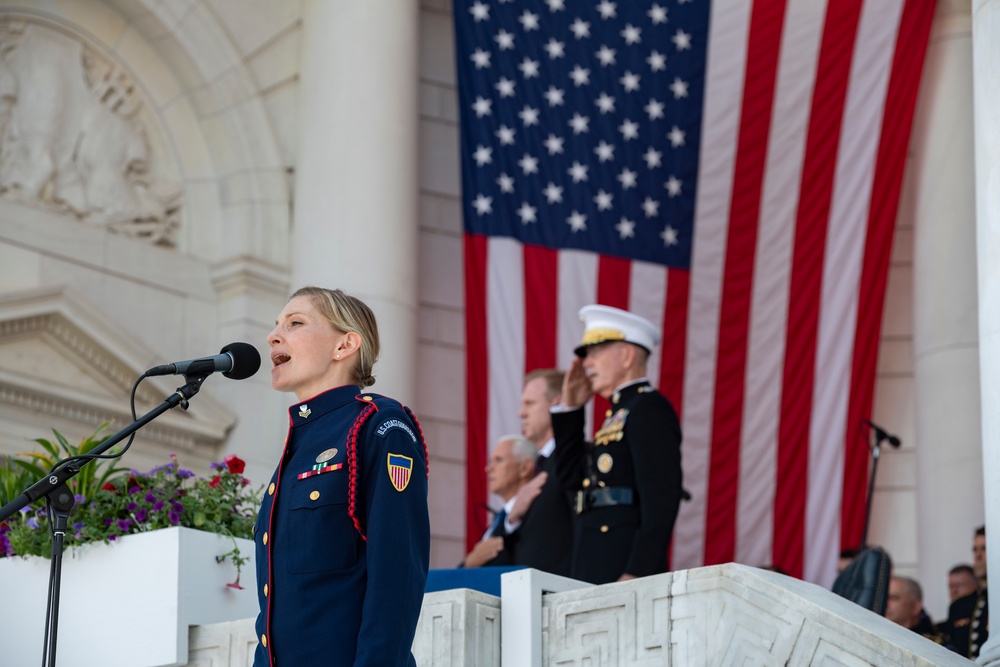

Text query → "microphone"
[864,419,901,448]
[145,342,261,380]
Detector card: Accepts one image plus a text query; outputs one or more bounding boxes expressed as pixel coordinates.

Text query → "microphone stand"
[860,427,891,549]
[0,373,209,667]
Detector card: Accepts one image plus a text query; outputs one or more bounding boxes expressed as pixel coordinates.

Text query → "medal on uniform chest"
[597,452,614,473]
[316,448,338,463]
[298,403,311,418]
[594,408,629,446]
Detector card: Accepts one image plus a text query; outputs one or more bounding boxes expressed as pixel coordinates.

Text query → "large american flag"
[455,0,933,585]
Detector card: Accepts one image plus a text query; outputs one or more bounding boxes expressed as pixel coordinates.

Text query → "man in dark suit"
[460,435,536,567]
[502,369,574,576]
[552,305,684,585]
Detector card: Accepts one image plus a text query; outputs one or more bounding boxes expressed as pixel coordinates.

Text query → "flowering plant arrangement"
[0,425,262,588]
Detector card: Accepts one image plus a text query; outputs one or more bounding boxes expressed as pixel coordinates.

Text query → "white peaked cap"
[574,304,661,357]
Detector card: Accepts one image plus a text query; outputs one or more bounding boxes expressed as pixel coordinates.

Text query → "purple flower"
[116,519,132,532]
[178,469,195,480]
[104,517,114,526]
[135,508,148,523]
[108,534,117,541]
[168,511,180,525]
[126,502,138,512]
[26,517,38,530]
[74,494,86,504]
[145,492,157,503]
[72,521,85,531]
[171,501,184,513]
[210,461,225,470]
[128,486,141,495]
[153,501,165,511]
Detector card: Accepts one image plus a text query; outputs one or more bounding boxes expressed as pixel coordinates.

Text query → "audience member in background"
[837,547,860,573]
[943,526,989,659]
[885,576,943,643]
[974,526,988,589]
[502,369,574,576]
[461,435,537,568]
[948,564,979,602]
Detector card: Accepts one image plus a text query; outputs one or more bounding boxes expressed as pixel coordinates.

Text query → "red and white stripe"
[464,0,933,587]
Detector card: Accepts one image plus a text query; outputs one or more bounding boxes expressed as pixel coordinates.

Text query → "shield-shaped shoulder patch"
[387,453,414,492]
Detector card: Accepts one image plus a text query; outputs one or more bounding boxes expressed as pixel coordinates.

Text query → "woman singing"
[253,286,429,666]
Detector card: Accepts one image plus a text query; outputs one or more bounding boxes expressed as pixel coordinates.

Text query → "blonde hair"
[291,286,380,388]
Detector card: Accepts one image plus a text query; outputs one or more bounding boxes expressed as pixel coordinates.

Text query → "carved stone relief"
[0,17,180,246]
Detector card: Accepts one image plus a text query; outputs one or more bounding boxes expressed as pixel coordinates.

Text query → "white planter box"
[0,526,257,667]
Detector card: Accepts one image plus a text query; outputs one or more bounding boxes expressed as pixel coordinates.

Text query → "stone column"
[911,0,983,621]
[972,0,1000,663]
[291,0,420,403]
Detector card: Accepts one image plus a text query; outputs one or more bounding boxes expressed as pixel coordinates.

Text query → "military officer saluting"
[552,305,684,584]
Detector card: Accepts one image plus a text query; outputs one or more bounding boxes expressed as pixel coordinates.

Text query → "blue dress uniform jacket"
[253,385,430,667]
[552,380,682,584]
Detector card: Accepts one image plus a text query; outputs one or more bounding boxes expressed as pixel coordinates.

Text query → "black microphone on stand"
[864,419,901,448]
[145,342,261,380]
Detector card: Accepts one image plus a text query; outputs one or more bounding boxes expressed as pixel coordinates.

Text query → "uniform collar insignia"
[298,404,311,418]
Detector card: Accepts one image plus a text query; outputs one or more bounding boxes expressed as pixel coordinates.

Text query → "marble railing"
[184,563,971,666]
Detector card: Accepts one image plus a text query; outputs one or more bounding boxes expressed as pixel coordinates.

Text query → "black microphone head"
[888,435,901,448]
[221,342,261,380]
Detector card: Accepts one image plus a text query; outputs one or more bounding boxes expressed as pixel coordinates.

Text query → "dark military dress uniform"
[552,379,683,584]
[943,588,989,659]
[253,385,430,667]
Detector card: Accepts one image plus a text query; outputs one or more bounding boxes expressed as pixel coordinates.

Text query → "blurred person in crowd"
[885,576,943,643]
[943,526,989,659]
[501,369,574,576]
[948,564,979,602]
[461,435,537,567]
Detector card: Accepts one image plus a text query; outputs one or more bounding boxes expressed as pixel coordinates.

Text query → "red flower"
[101,482,116,492]
[224,454,246,475]
[209,476,221,488]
